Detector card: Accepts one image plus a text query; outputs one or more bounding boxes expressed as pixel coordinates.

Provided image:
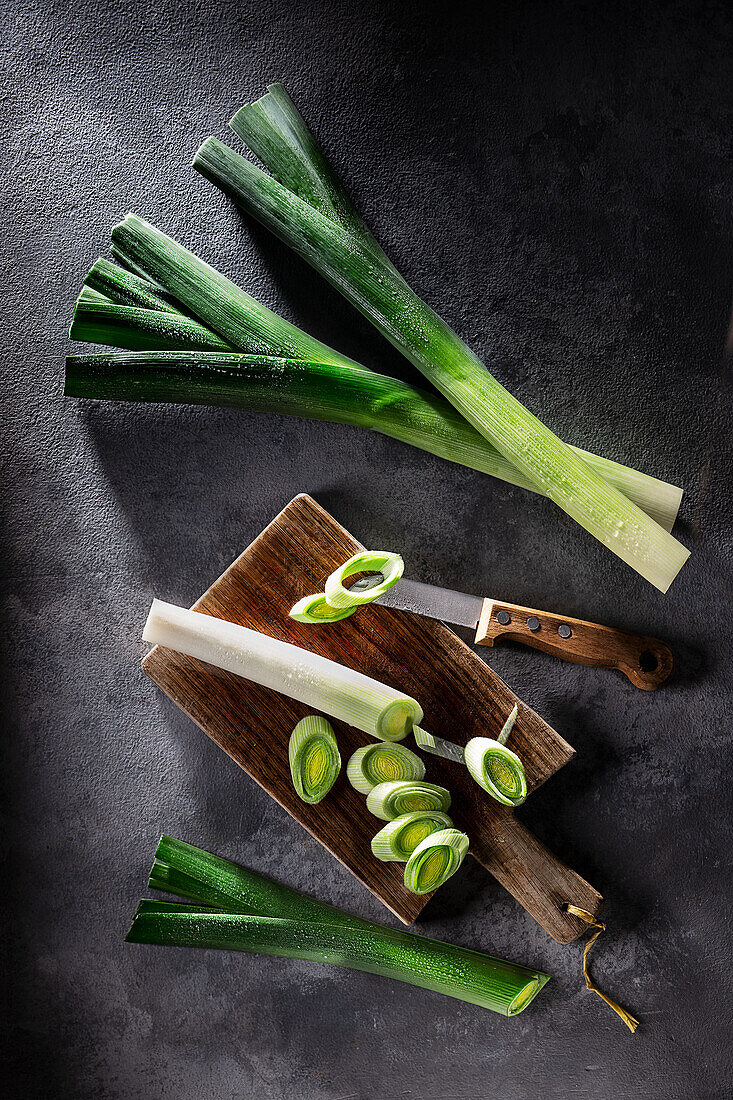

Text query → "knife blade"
[352,575,674,690]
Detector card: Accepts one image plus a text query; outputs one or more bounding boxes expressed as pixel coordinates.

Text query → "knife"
[353,576,673,690]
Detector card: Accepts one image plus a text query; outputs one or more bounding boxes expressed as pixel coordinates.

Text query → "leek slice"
[143,599,422,742]
[288,716,341,803]
[346,742,425,795]
[414,706,527,807]
[464,705,527,807]
[366,780,451,821]
[464,739,527,807]
[324,549,404,609]
[289,592,356,624]
[194,95,690,590]
[371,810,453,862]
[403,828,470,894]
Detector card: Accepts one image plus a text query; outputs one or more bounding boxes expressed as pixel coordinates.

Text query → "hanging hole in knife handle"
[475,600,674,691]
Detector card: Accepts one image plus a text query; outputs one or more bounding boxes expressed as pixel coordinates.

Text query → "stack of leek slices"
[346,739,469,896]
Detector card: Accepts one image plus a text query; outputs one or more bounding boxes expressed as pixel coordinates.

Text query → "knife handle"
[475,599,673,690]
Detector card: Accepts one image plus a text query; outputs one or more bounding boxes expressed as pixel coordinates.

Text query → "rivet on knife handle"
[475,600,674,690]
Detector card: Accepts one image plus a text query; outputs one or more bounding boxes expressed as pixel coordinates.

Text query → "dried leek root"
[127,835,550,1016]
[288,716,340,803]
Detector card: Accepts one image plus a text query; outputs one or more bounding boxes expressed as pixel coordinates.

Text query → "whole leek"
[193,88,689,591]
[64,347,683,532]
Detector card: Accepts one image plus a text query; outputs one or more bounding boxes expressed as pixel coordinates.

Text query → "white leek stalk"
[143,599,423,742]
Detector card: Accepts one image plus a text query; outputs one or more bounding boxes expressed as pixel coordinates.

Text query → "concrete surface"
[3,1,732,1097]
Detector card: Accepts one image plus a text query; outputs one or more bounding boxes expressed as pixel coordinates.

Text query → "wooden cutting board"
[143,494,601,942]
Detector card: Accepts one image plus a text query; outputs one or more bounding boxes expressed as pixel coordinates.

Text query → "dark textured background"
[3,1,732,1097]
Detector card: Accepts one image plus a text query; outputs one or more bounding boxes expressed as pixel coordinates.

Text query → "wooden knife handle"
[475,599,673,690]
[470,816,602,943]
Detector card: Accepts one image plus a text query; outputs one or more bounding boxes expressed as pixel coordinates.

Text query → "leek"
[143,599,422,741]
[324,549,404,609]
[289,592,355,624]
[70,294,230,352]
[64,348,682,532]
[288,716,341,803]
[71,217,683,531]
[84,255,182,313]
[346,742,425,795]
[366,780,451,821]
[193,90,689,590]
[403,828,470,894]
[110,214,350,365]
[464,707,527,807]
[230,84,388,260]
[414,706,527,807]
[371,810,453,862]
[131,836,549,1016]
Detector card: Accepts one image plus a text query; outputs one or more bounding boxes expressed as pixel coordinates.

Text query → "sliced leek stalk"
[324,550,404,610]
[288,716,341,804]
[347,742,425,795]
[143,599,422,742]
[370,810,453,862]
[366,780,451,821]
[403,828,470,894]
[413,705,527,807]
[289,592,356,624]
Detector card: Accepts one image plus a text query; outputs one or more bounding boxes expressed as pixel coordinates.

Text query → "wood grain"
[476,598,674,690]
[143,494,601,940]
